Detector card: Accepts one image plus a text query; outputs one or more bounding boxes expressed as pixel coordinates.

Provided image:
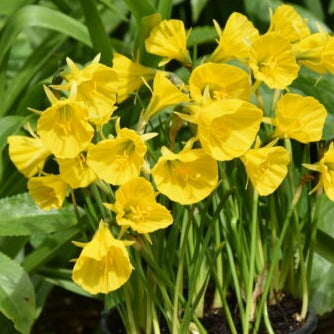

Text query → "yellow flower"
[54,57,118,125]
[112,52,156,103]
[145,19,192,66]
[57,152,97,189]
[249,32,299,89]
[293,32,330,74]
[141,71,190,124]
[87,128,147,185]
[268,4,310,42]
[104,177,173,234]
[37,99,94,159]
[210,13,259,63]
[27,175,67,210]
[189,99,262,161]
[321,36,334,74]
[7,135,50,178]
[274,93,327,143]
[241,144,290,196]
[189,62,251,103]
[72,221,134,294]
[152,146,218,205]
[304,143,334,200]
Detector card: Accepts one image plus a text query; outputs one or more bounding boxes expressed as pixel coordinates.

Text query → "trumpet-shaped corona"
[72,221,134,294]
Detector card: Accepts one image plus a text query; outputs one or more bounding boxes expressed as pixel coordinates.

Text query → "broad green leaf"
[0,0,33,15]
[188,26,216,47]
[315,229,334,264]
[291,67,334,113]
[0,5,92,65]
[0,193,79,237]
[323,114,334,141]
[302,0,324,21]
[0,252,36,334]
[80,0,112,65]
[191,0,209,23]
[310,253,334,315]
[157,0,173,19]
[0,116,24,150]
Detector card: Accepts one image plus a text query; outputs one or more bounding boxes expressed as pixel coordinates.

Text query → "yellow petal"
[189,62,251,102]
[274,93,327,143]
[145,19,191,66]
[87,128,147,185]
[7,136,50,178]
[152,147,218,205]
[72,221,133,294]
[27,175,67,210]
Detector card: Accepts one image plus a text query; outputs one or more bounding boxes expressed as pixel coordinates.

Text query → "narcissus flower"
[57,152,97,188]
[27,175,67,210]
[210,13,259,62]
[304,143,334,200]
[268,4,310,42]
[249,33,299,89]
[37,98,94,159]
[145,19,192,66]
[87,128,147,185]
[54,57,118,125]
[112,52,156,103]
[189,62,251,102]
[7,136,50,178]
[141,71,190,124]
[72,221,134,294]
[273,93,327,143]
[104,177,173,234]
[293,32,330,74]
[152,146,218,205]
[188,100,262,161]
[241,143,290,196]
[321,36,334,74]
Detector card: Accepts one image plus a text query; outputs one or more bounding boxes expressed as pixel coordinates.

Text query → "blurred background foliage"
[1,0,334,333]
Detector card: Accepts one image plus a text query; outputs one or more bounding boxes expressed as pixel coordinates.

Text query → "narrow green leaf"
[0,116,24,150]
[188,26,216,47]
[157,0,173,19]
[80,0,112,65]
[191,0,209,23]
[0,0,33,15]
[22,225,81,274]
[0,252,36,334]
[0,193,79,237]
[302,0,324,21]
[329,0,334,15]
[315,229,334,264]
[0,5,92,65]
[323,114,334,141]
[122,0,156,23]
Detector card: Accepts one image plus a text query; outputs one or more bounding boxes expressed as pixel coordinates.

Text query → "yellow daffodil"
[152,146,218,205]
[249,33,299,89]
[189,99,262,161]
[141,71,190,125]
[27,175,67,210]
[7,135,50,178]
[268,4,310,42]
[274,93,327,143]
[304,143,334,200]
[321,36,334,74]
[104,177,173,234]
[54,57,118,125]
[57,152,97,189]
[145,19,192,66]
[112,52,156,103]
[210,13,259,63]
[241,143,290,196]
[87,128,147,185]
[189,62,251,103]
[37,98,94,159]
[293,32,330,74]
[72,221,134,294]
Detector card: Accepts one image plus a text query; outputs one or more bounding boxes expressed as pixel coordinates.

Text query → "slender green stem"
[244,190,259,334]
[90,182,108,220]
[263,302,275,334]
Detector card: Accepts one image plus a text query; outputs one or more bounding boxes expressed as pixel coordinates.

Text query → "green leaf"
[310,253,334,315]
[0,5,92,65]
[0,0,33,16]
[323,114,334,141]
[157,0,173,19]
[122,0,156,23]
[191,0,209,23]
[80,0,113,65]
[0,252,36,334]
[188,26,216,47]
[291,67,334,113]
[302,0,324,21]
[329,0,334,15]
[315,229,334,264]
[0,116,24,150]
[0,193,79,237]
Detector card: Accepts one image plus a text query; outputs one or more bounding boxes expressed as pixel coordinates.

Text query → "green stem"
[244,190,259,334]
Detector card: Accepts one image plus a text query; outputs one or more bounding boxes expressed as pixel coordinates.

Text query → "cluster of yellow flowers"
[7,4,334,294]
